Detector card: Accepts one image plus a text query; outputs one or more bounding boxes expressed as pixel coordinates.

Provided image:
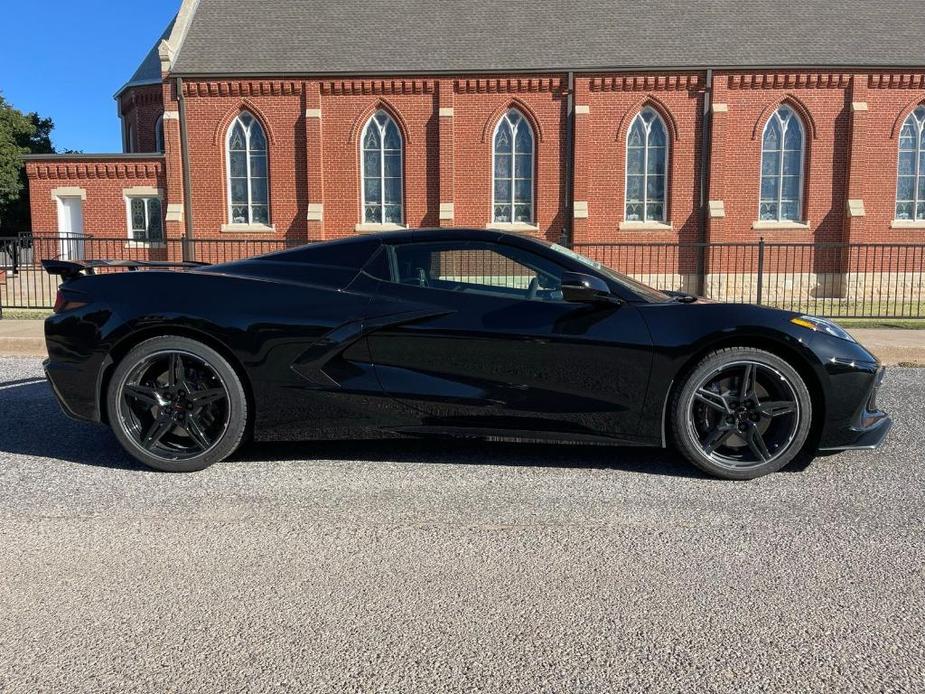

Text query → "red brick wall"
[317,79,440,237]
[180,81,307,243]
[450,76,568,242]
[27,71,925,260]
[850,73,925,244]
[172,77,569,243]
[709,72,852,245]
[26,158,165,234]
[120,85,165,154]
[24,157,168,262]
[576,73,704,245]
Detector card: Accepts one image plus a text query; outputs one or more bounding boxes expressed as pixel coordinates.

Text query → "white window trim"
[123,189,165,246]
[758,106,806,224]
[225,112,271,227]
[360,111,404,225]
[624,108,669,224]
[895,106,925,222]
[491,109,535,225]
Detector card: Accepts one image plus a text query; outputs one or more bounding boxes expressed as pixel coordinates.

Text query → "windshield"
[548,243,673,303]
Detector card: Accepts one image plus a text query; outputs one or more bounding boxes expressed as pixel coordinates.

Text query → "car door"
[364,240,655,443]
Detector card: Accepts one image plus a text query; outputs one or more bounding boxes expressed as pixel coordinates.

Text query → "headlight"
[790,315,856,342]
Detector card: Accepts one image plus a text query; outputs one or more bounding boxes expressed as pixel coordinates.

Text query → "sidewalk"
[847,328,925,367]
[0,320,47,357]
[0,319,923,365]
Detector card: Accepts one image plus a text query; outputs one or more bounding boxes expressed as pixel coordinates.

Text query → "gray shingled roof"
[118,19,176,95]
[169,0,925,75]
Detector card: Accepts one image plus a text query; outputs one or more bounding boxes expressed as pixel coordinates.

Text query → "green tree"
[0,94,56,233]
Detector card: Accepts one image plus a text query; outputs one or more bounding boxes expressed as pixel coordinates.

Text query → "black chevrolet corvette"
[42,229,891,479]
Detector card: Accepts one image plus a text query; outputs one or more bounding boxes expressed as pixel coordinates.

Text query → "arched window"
[625,108,668,222]
[493,109,534,224]
[896,105,925,221]
[154,115,165,153]
[759,106,805,222]
[226,111,269,225]
[361,110,403,224]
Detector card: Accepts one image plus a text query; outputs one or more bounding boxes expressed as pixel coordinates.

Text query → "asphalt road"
[0,357,923,693]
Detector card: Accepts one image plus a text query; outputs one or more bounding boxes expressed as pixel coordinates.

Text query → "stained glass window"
[759,106,804,222]
[361,111,403,224]
[128,197,164,243]
[493,109,534,223]
[895,106,925,221]
[625,108,668,222]
[226,112,270,225]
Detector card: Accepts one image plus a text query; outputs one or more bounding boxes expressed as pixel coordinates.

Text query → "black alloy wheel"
[672,347,813,480]
[108,337,248,472]
[119,350,229,459]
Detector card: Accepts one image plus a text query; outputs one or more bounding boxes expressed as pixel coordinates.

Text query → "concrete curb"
[0,322,47,358]
[851,329,925,367]
[0,337,47,358]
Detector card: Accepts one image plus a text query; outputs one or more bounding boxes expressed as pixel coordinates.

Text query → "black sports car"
[43,229,891,479]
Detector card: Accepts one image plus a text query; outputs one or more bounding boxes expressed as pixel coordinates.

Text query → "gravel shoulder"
[0,357,923,693]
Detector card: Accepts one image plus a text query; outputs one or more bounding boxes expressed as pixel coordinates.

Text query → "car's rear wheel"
[671,347,813,480]
[107,336,248,472]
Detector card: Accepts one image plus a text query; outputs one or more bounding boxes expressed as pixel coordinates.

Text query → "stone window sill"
[890,219,925,229]
[221,223,276,233]
[355,223,408,233]
[751,220,811,230]
[125,241,166,249]
[619,221,673,231]
[485,222,540,233]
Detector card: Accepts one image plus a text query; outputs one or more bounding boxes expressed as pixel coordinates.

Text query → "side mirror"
[561,272,622,305]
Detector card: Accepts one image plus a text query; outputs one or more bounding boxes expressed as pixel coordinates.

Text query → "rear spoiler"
[42,259,209,281]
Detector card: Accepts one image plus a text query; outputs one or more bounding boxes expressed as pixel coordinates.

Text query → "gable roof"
[167,0,925,76]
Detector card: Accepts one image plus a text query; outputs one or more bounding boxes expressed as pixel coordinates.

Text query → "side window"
[388,242,564,301]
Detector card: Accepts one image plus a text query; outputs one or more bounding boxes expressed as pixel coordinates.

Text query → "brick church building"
[22,0,925,291]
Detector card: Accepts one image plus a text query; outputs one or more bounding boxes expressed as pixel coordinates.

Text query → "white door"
[57,196,85,260]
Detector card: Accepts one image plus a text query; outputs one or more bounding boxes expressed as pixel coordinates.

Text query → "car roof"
[246,227,556,269]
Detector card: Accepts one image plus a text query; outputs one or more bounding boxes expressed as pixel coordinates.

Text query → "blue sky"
[0,0,179,152]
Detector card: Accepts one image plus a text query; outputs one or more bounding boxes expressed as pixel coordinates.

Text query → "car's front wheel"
[107,336,248,472]
[671,347,813,480]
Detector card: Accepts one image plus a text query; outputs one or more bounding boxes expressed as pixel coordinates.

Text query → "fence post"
[182,235,196,263]
[696,243,706,297]
[755,237,765,305]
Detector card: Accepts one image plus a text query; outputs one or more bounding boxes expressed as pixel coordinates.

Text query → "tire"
[670,347,813,480]
[106,336,249,472]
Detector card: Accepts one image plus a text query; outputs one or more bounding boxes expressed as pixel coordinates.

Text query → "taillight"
[53,291,66,314]
[53,290,87,314]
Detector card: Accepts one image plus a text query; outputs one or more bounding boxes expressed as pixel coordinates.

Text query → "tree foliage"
[0,93,55,232]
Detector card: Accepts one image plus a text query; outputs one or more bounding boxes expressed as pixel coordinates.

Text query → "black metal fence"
[1,234,923,318]
[0,235,304,311]
[573,240,925,319]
